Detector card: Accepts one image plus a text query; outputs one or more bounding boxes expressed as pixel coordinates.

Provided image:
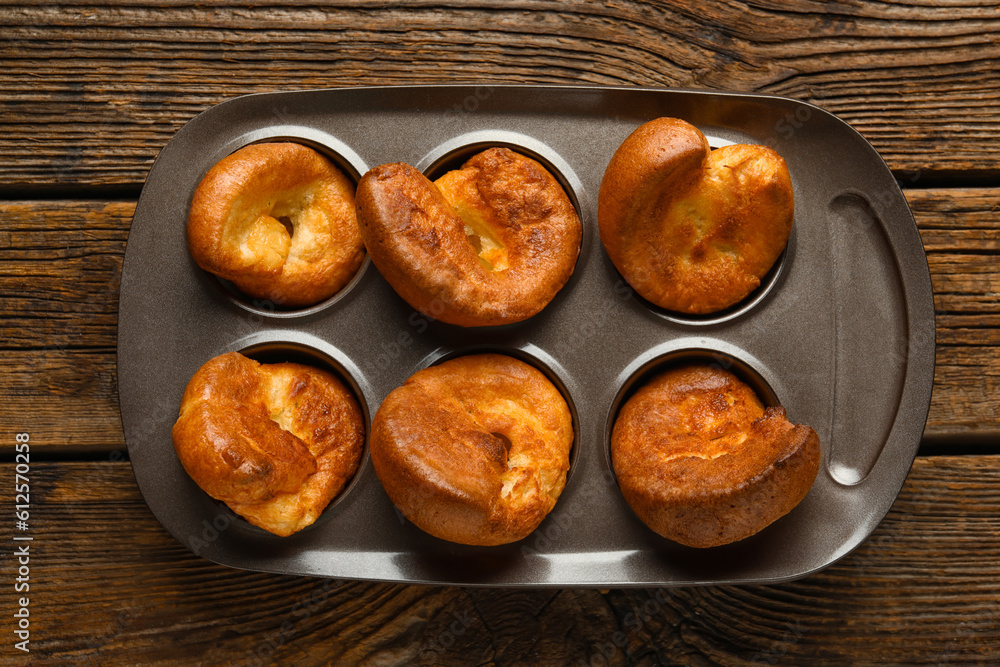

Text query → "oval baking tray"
[117,85,935,587]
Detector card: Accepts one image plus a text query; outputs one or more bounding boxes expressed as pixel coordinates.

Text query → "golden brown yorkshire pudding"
[187,142,365,308]
[356,147,582,327]
[611,364,820,548]
[371,354,574,545]
[599,118,794,315]
[172,352,365,537]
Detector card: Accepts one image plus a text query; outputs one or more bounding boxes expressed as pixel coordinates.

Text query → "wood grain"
[912,188,1000,440]
[1,1,999,191]
[1,456,996,665]
[0,201,127,350]
[2,189,997,450]
[1,3,996,664]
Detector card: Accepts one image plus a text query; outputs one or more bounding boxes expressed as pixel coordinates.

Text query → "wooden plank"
[0,201,127,350]
[1,189,998,449]
[1,350,123,453]
[911,188,1000,439]
[0,456,996,664]
[1,2,999,190]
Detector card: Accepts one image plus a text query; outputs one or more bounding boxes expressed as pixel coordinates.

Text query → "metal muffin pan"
[118,85,936,587]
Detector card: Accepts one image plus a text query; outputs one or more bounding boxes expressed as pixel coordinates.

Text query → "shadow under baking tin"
[200,135,370,320]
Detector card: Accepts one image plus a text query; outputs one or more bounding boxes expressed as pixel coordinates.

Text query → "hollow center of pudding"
[234,193,305,270]
[463,220,507,271]
[269,198,301,241]
[435,168,509,271]
[276,215,294,237]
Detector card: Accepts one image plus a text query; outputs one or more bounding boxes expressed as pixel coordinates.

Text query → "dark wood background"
[1,1,998,664]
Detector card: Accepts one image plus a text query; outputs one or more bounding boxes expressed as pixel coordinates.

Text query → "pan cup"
[403,343,582,514]
[188,333,371,537]
[189,131,371,320]
[605,343,782,483]
[608,132,794,327]
[415,131,590,314]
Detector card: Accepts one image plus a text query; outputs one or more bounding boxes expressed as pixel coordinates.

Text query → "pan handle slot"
[826,193,908,485]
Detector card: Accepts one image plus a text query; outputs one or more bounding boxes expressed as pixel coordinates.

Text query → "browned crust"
[598,118,794,314]
[370,353,574,545]
[355,147,582,327]
[171,352,365,537]
[610,364,820,548]
[187,142,365,308]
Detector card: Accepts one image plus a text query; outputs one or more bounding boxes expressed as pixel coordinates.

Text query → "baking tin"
[117,85,936,587]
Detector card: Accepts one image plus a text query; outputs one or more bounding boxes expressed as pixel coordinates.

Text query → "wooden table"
[2,2,998,664]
